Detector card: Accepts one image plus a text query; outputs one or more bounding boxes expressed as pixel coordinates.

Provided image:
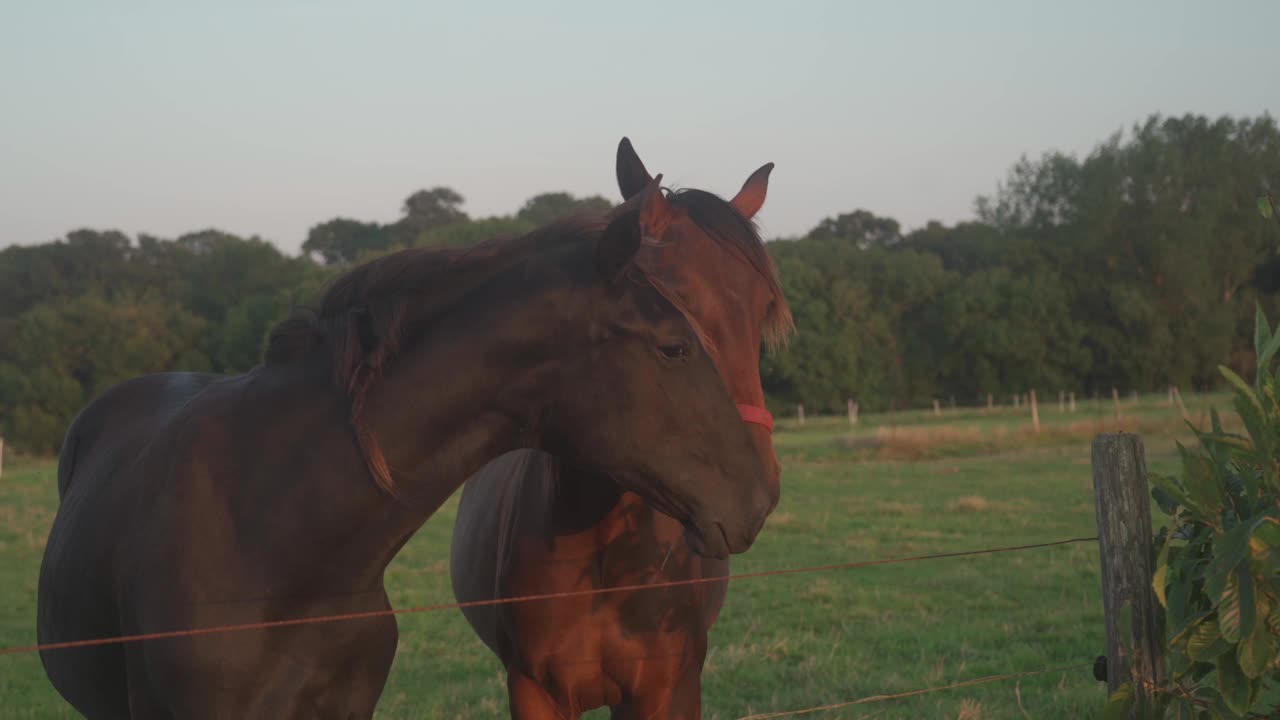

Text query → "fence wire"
[736,662,1095,719]
[2,536,1097,656]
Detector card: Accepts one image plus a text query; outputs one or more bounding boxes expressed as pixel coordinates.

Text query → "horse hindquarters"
[450,450,561,663]
[39,423,129,717]
[448,477,507,660]
[37,495,132,718]
[39,374,221,718]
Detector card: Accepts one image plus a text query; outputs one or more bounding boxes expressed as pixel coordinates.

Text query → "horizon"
[2,1,1275,255]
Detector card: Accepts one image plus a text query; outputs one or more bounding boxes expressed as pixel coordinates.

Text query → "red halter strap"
[736,403,774,433]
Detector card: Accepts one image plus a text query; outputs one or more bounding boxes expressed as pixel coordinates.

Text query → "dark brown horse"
[449,139,793,719]
[35,175,776,719]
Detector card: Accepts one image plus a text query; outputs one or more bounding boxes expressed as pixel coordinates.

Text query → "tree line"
[2,113,1278,453]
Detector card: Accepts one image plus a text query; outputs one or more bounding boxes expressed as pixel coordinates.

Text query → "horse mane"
[264,217,609,500]
[260,191,790,501]
[664,188,795,349]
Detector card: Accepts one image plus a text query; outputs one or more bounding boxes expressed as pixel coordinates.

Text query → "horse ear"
[616,137,655,200]
[597,174,663,281]
[638,175,675,243]
[730,162,774,219]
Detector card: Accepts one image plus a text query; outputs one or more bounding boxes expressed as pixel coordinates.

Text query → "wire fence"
[3,535,1106,716]
[0,536,1097,657]
[734,662,1096,719]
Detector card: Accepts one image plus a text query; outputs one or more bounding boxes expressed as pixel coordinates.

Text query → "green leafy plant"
[1128,304,1280,718]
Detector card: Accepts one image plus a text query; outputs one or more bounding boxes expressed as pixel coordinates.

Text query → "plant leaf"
[1255,304,1272,373]
[1179,447,1224,518]
[1250,518,1280,548]
[1101,682,1135,720]
[1218,566,1255,644]
[1252,519,1280,574]
[1206,518,1264,609]
[1168,576,1196,638]
[1187,617,1230,661]
[1154,539,1171,608]
[1151,472,1193,514]
[1216,649,1251,714]
[1261,322,1280,377]
[1190,685,1240,720]
[1261,195,1275,220]
[1220,365,1263,416]
[1237,601,1275,678]
[1153,484,1183,515]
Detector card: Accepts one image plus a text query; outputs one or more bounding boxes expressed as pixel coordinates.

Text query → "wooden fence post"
[797,404,805,425]
[848,399,858,425]
[1070,391,1077,414]
[987,393,993,410]
[933,399,941,417]
[1172,386,1188,422]
[1030,389,1041,433]
[1112,388,1122,420]
[1092,433,1164,718]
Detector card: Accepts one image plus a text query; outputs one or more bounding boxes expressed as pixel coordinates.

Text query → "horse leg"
[508,670,573,720]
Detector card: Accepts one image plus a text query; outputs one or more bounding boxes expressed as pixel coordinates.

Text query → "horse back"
[56,372,224,499]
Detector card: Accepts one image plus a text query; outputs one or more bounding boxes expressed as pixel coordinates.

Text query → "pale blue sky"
[1,1,1275,253]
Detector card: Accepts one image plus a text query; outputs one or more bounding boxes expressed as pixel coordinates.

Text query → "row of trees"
[2,113,1278,453]
[763,114,1280,414]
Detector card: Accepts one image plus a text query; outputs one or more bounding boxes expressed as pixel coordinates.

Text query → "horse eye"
[658,342,690,361]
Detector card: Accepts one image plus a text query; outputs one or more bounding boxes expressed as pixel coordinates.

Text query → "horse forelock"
[665,188,795,350]
[634,269,718,366]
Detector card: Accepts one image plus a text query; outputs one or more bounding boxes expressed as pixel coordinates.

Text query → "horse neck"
[546,461,625,533]
[357,270,574,534]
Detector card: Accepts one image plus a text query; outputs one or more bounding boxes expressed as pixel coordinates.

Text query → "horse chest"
[503,538,707,711]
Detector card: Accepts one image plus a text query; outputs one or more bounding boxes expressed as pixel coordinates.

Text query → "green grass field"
[0,393,1234,718]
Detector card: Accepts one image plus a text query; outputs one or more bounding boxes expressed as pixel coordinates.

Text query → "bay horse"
[35,175,776,719]
[449,139,794,719]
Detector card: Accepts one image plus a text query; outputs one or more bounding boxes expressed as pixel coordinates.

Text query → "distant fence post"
[1069,391,1076,414]
[1091,433,1164,719]
[797,404,805,425]
[1030,389,1041,432]
[1172,386,1188,421]
[1112,388,1122,420]
[0,435,4,481]
[987,393,993,410]
[933,399,941,417]
[848,399,858,425]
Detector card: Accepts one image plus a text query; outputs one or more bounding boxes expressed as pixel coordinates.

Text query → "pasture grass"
[0,392,1234,718]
